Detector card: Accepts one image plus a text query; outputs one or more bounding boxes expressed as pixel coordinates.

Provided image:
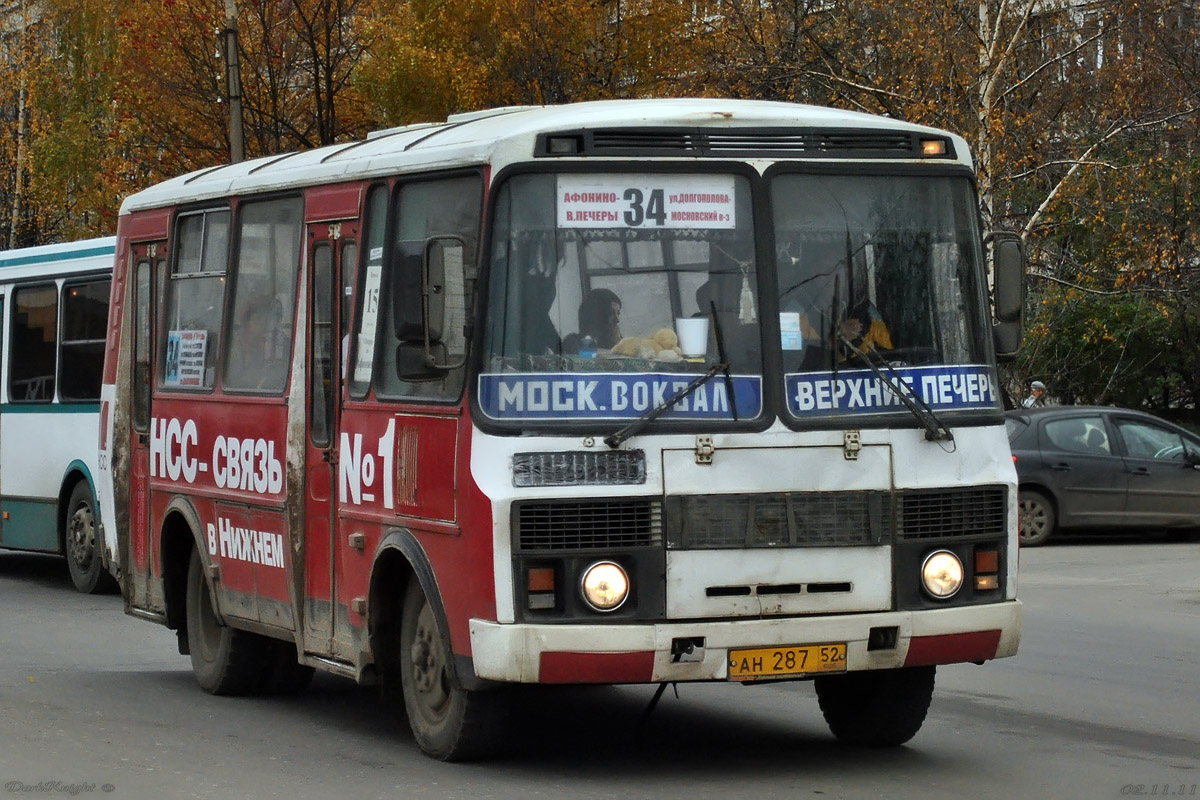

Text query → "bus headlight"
[920,550,964,599]
[580,561,630,612]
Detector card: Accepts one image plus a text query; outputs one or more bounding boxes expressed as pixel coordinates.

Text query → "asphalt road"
[2,536,1198,800]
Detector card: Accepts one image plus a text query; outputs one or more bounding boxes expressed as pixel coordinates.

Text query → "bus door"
[303,220,358,658]
[128,241,164,608]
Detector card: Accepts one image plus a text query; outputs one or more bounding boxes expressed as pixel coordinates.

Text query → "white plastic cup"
[675,317,710,358]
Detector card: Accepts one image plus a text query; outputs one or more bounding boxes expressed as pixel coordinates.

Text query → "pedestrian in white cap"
[1022,380,1046,408]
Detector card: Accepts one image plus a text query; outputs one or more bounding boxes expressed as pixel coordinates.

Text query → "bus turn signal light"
[527,567,556,610]
[921,139,947,156]
[975,549,999,574]
[974,548,1000,591]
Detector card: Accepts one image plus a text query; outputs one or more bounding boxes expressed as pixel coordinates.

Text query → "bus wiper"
[835,331,954,443]
[605,303,738,449]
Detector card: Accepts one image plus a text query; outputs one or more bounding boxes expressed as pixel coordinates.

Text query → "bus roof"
[0,236,115,281]
[120,98,972,215]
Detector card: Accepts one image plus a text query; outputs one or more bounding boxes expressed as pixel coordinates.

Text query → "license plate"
[727,643,847,681]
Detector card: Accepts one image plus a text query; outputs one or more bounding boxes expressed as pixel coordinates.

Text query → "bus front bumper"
[468,600,1022,684]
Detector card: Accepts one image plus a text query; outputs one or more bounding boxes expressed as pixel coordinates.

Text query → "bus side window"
[222,197,303,394]
[59,279,111,401]
[133,261,151,431]
[10,283,58,403]
[163,209,229,390]
[348,184,388,399]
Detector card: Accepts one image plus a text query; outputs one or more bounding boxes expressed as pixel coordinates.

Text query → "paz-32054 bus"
[99,99,1025,760]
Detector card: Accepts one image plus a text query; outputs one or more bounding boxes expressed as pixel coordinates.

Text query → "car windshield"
[772,173,1000,421]
[480,172,763,425]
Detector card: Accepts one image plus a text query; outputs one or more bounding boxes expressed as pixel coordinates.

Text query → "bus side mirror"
[422,237,466,344]
[391,236,466,374]
[392,244,425,341]
[395,341,451,381]
[989,231,1025,360]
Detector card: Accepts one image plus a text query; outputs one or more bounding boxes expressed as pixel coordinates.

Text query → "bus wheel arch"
[370,531,502,761]
[369,532,450,689]
[159,501,211,652]
[59,472,116,594]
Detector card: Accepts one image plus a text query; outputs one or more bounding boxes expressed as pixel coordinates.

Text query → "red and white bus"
[99,99,1025,760]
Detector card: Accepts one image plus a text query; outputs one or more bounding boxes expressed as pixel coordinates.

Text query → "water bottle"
[579,335,597,358]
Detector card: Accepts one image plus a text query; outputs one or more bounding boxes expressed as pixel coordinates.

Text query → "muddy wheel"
[260,639,316,695]
[64,481,117,594]
[399,579,501,760]
[1018,489,1056,547]
[185,549,268,695]
[815,666,935,747]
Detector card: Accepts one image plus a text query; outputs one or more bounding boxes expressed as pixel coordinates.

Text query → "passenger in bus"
[563,288,622,353]
[837,298,893,355]
[226,294,288,391]
[783,289,892,370]
[521,271,561,356]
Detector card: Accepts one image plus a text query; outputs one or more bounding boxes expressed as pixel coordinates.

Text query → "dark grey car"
[1006,406,1200,545]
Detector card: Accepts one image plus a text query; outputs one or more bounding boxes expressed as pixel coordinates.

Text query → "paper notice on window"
[165,329,208,387]
[780,312,803,351]
[353,265,383,383]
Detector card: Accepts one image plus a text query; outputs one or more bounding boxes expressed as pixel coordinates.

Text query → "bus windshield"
[480,171,764,425]
[773,172,1000,421]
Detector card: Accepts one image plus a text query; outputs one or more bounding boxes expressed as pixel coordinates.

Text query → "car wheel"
[1018,489,1056,546]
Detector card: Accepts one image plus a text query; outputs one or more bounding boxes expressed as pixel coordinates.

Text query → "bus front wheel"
[815,665,935,747]
[64,481,117,594]
[185,549,268,695]
[399,580,501,760]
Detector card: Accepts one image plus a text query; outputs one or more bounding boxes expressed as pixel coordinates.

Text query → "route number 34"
[623,188,665,227]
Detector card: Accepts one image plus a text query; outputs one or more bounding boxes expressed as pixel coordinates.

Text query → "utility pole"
[223,0,245,163]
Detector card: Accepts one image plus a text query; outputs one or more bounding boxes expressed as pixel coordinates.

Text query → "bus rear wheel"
[815,665,935,747]
[185,549,268,695]
[399,580,501,761]
[64,481,117,594]
[259,639,315,695]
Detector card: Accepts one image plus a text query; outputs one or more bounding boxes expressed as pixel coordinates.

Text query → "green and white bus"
[0,237,114,593]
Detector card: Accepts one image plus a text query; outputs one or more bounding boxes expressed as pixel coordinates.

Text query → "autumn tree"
[356,0,699,124]
[1,2,48,246]
[0,0,135,243]
[109,0,376,178]
[1014,3,1200,415]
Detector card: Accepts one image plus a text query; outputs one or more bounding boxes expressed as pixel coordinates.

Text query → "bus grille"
[514,499,663,551]
[512,450,646,487]
[665,492,890,549]
[664,486,1007,549]
[896,486,1007,540]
